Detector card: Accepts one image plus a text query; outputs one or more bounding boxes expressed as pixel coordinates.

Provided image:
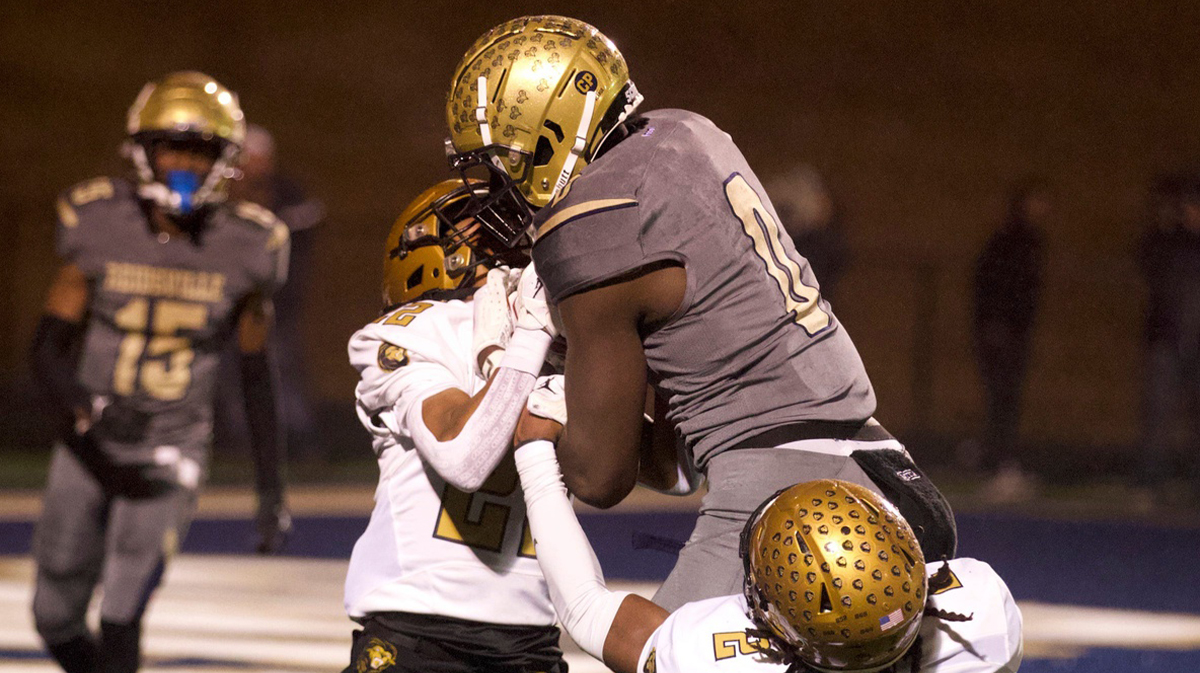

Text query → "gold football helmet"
[445,15,643,241]
[124,71,246,216]
[382,180,531,310]
[740,480,927,672]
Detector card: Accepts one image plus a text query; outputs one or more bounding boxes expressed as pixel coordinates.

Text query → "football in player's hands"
[255,500,293,555]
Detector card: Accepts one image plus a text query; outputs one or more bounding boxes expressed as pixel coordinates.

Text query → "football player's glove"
[255,497,292,555]
[740,480,927,672]
[445,16,644,236]
[527,374,566,426]
[513,262,560,338]
[472,266,521,379]
[382,180,529,310]
[124,71,245,217]
[91,397,152,444]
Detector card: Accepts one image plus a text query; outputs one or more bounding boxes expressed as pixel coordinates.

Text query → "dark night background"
[3,1,1200,476]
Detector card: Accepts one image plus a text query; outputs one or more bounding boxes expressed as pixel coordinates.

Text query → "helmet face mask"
[382,180,531,310]
[124,71,246,218]
[445,15,643,212]
[740,480,927,672]
[448,144,536,246]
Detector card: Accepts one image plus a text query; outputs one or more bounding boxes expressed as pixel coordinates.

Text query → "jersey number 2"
[113,298,207,400]
[724,173,831,336]
[434,457,536,557]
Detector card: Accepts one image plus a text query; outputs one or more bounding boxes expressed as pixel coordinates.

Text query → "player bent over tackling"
[511,437,1022,673]
[342,180,571,672]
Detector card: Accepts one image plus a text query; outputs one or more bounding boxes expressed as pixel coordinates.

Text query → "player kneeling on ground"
[512,435,1023,673]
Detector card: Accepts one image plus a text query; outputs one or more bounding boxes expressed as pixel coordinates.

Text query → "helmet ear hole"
[533,135,555,167]
[405,267,424,291]
[818,583,833,613]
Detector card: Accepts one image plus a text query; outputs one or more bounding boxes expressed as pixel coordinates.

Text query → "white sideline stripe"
[1020,601,1200,649]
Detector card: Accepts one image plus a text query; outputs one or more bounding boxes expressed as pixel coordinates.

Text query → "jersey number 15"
[113,298,207,401]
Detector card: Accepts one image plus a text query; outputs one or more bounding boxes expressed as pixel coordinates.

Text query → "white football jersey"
[637,558,1021,673]
[343,299,554,626]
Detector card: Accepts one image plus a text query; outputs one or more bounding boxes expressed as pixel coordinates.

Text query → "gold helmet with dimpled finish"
[382,179,530,310]
[124,71,246,216]
[740,480,927,672]
[445,15,643,243]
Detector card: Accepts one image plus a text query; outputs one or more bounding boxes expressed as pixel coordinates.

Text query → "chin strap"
[476,75,493,146]
[551,90,598,200]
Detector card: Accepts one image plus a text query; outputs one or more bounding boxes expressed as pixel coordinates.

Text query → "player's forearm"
[558,428,639,508]
[514,440,634,664]
[409,364,539,492]
[29,314,91,420]
[240,350,285,500]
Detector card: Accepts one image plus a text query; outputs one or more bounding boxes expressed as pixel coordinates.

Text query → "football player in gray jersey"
[445,17,956,612]
[28,71,291,673]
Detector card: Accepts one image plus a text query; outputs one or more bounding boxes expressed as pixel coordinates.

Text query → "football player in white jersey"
[342,180,570,673]
[508,434,1023,673]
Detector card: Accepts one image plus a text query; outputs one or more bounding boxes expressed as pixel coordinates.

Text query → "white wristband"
[498,327,553,376]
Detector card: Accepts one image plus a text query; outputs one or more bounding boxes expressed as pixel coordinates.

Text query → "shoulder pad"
[232,201,290,251]
[67,177,116,207]
[57,177,128,229]
[233,200,283,229]
[348,300,458,376]
[371,300,439,329]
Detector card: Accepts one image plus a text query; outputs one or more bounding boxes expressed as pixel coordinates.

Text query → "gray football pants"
[651,445,886,612]
[32,444,198,644]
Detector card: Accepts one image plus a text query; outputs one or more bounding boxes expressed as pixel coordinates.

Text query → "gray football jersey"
[532,109,875,467]
[55,177,289,460]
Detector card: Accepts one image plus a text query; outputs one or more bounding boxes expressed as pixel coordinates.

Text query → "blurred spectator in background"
[766,164,849,302]
[1136,171,1200,507]
[972,178,1050,501]
[215,124,325,462]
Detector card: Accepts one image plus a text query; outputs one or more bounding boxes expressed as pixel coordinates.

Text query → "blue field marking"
[955,513,1200,614]
[3,509,1198,614]
[0,521,32,554]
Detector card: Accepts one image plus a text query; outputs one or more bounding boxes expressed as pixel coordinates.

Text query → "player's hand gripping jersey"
[55,176,289,462]
[638,558,1022,673]
[345,298,554,625]
[531,109,876,467]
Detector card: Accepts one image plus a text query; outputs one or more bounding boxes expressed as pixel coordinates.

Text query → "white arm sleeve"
[405,365,536,492]
[514,440,631,661]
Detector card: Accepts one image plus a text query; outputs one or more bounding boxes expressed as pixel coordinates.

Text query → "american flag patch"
[879,608,904,631]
